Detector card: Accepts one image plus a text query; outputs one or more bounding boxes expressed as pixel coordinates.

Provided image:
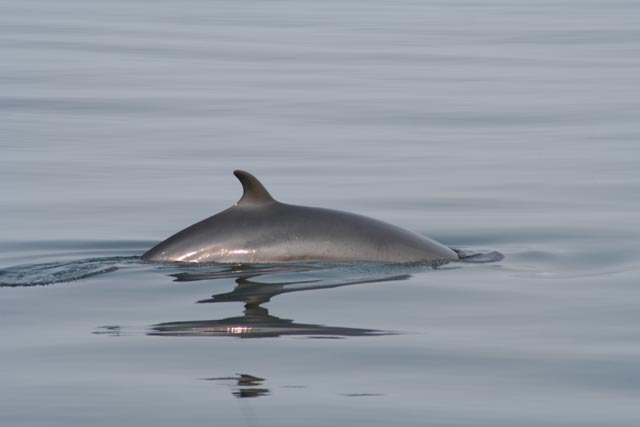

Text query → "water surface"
[2,0,640,426]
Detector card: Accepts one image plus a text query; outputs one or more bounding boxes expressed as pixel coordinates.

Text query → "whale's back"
[142,202,457,264]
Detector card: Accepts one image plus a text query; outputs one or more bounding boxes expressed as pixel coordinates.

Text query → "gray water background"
[2,0,640,425]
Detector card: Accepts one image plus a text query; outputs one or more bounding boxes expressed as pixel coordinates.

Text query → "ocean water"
[2,0,640,426]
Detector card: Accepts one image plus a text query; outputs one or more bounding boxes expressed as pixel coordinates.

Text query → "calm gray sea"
[2,0,640,426]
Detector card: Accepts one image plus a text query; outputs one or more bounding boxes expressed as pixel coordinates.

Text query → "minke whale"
[142,170,459,265]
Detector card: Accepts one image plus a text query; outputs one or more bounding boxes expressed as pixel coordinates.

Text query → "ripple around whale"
[5,239,632,287]
[0,256,140,287]
[0,243,502,287]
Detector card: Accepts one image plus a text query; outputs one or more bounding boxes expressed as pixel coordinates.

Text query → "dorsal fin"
[233,170,276,206]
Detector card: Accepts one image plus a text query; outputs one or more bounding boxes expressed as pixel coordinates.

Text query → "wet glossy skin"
[141,171,458,265]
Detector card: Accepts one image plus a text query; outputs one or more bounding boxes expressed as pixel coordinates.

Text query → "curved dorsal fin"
[233,170,276,206]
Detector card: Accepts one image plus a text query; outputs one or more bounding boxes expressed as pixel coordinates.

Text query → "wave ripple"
[0,256,139,287]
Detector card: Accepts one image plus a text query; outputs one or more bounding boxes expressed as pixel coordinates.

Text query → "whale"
[141,170,459,265]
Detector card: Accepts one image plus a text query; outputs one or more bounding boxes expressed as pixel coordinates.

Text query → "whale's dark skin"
[141,170,459,265]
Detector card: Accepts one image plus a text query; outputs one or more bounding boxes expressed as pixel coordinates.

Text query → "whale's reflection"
[149,264,411,338]
[196,272,411,305]
[204,374,270,398]
[150,302,393,338]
